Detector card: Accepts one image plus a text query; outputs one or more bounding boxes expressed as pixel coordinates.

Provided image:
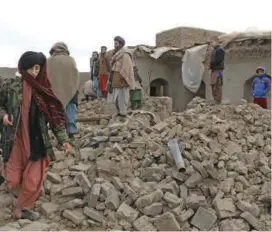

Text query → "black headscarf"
[18,51,46,71]
[114,36,125,47]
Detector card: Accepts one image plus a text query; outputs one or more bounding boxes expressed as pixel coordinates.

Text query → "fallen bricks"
[0,97,271,231]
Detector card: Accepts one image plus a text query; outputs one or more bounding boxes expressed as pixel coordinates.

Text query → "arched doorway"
[150,78,169,96]
[244,76,271,109]
[195,81,206,99]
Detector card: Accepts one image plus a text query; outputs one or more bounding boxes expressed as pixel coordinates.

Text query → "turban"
[114,36,125,47]
[18,51,46,71]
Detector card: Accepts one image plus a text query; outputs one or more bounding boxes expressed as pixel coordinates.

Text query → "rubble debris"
[0,97,271,231]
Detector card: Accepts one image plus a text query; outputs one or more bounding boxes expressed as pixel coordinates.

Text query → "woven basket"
[156,27,223,48]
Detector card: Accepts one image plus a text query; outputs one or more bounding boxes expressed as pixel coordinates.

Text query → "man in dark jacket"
[209,36,225,104]
[90,51,100,97]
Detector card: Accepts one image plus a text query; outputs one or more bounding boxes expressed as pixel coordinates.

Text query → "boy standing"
[252,67,271,109]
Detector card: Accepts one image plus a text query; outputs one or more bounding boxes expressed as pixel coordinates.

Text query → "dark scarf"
[20,62,66,128]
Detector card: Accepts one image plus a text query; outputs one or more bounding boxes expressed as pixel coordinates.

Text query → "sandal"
[20,209,39,221]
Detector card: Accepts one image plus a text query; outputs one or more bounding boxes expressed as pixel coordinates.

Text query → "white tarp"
[182,44,208,93]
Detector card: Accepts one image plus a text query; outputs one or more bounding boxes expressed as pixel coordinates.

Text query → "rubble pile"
[0,97,271,231]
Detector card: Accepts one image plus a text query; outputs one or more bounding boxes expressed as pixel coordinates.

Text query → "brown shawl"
[99,54,110,76]
[47,42,79,107]
[111,48,135,89]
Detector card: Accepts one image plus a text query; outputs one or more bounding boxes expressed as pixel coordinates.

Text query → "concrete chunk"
[133,216,157,231]
[214,198,237,219]
[191,207,217,231]
[83,207,103,223]
[63,210,85,225]
[117,203,139,223]
[41,202,59,216]
[143,202,163,216]
[61,187,83,197]
[46,172,62,184]
[105,190,120,210]
[154,212,180,231]
[240,211,262,231]
[88,184,101,208]
[76,172,92,193]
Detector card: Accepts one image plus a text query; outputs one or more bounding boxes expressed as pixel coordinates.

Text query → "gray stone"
[186,194,207,209]
[109,136,123,142]
[63,209,85,225]
[129,141,146,148]
[18,219,32,227]
[112,143,123,154]
[135,194,153,209]
[191,207,217,231]
[163,192,181,208]
[105,190,120,210]
[258,182,271,203]
[240,211,262,231]
[88,184,101,208]
[117,203,139,223]
[123,183,138,200]
[101,182,115,197]
[214,198,237,219]
[70,163,91,172]
[191,160,208,178]
[219,177,234,193]
[41,202,59,216]
[46,172,62,184]
[61,187,83,197]
[111,176,124,191]
[154,122,168,133]
[180,184,188,199]
[143,202,163,216]
[79,147,95,160]
[179,208,194,222]
[60,199,84,210]
[185,172,202,188]
[76,172,92,193]
[154,212,180,231]
[133,216,157,231]
[140,167,165,181]
[83,207,103,223]
[219,219,250,231]
[0,227,18,231]
[22,222,50,231]
[236,200,260,217]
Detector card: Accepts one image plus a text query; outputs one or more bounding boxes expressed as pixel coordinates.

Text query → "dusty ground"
[0,97,271,231]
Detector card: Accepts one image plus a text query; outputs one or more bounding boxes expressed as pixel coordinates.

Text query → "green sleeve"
[51,125,70,144]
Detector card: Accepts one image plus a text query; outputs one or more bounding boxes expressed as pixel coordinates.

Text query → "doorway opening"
[150,78,169,96]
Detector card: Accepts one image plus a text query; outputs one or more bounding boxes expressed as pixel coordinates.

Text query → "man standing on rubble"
[47,42,80,139]
[108,36,135,118]
[209,36,225,104]
[251,66,271,109]
[98,46,110,98]
[0,51,72,220]
[91,51,100,98]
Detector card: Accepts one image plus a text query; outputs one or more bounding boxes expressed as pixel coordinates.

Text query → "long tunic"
[5,81,48,209]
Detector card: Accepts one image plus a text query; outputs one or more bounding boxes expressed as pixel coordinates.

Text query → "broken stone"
[236,200,260,217]
[185,172,202,188]
[179,208,194,222]
[191,207,217,231]
[133,215,157,231]
[112,143,123,154]
[214,198,237,219]
[41,202,59,216]
[154,212,180,231]
[83,207,103,223]
[63,209,85,225]
[219,218,250,231]
[105,190,120,210]
[240,211,262,231]
[22,221,50,231]
[111,176,124,191]
[186,194,207,209]
[116,203,139,223]
[76,172,92,193]
[142,202,163,216]
[61,187,83,197]
[70,163,91,172]
[60,199,84,211]
[88,184,101,208]
[46,172,62,184]
[163,192,181,208]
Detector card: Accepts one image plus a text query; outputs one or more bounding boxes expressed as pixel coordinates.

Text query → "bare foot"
[13,206,22,219]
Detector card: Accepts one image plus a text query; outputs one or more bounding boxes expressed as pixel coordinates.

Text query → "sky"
[0,0,271,72]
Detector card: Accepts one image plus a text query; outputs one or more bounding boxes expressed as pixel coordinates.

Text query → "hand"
[3,114,13,126]
[63,142,72,154]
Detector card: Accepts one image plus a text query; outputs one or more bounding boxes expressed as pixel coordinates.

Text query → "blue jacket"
[252,75,271,98]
